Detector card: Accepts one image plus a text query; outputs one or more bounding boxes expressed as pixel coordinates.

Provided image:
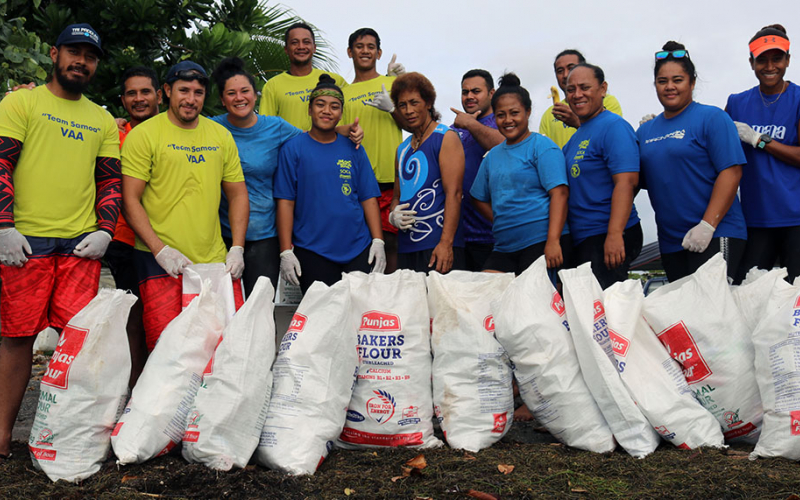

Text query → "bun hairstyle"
[654,41,697,83]
[750,24,789,43]
[308,73,344,105]
[211,57,256,97]
[490,72,532,112]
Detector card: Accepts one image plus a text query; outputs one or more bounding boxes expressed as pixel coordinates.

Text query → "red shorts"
[1,235,100,337]
[379,188,398,235]
[135,250,244,351]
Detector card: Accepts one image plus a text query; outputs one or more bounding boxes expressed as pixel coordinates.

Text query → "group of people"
[0,19,797,460]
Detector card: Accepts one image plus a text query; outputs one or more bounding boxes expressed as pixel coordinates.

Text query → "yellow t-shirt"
[538,94,623,148]
[342,75,402,184]
[258,68,347,130]
[121,113,244,263]
[0,85,119,238]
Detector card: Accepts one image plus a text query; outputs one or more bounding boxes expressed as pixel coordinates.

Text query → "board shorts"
[1,234,100,337]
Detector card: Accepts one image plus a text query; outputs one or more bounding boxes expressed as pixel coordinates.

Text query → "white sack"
[29,289,136,482]
[182,263,244,321]
[111,281,225,464]
[751,282,800,460]
[493,256,615,453]
[338,270,441,449]
[560,264,661,458]
[256,280,358,475]
[182,277,276,470]
[603,280,724,450]
[642,254,762,443]
[428,271,514,452]
[732,268,788,333]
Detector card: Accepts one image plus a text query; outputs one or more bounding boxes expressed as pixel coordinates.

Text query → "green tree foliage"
[2,0,338,117]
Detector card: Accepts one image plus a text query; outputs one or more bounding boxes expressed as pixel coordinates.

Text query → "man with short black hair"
[259,22,347,130]
[450,69,503,271]
[539,49,623,148]
[0,23,121,460]
[122,61,248,350]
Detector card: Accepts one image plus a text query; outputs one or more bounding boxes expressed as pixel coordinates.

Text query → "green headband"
[310,88,344,104]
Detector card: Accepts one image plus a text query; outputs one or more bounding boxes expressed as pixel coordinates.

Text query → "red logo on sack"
[492,412,508,434]
[42,325,89,390]
[656,321,712,384]
[360,311,401,332]
[29,446,57,461]
[593,300,605,321]
[551,292,566,316]
[366,389,396,424]
[794,295,800,309]
[608,329,630,357]
[791,411,800,435]
[484,315,495,332]
[203,335,223,377]
[288,313,307,333]
[181,293,199,309]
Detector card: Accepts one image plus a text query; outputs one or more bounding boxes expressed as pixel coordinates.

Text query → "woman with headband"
[274,74,385,292]
[638,42,747,281]
[727,25,800,283]
[388,72,465,273]
[562,63,641,288]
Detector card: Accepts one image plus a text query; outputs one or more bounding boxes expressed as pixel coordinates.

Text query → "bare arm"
[361,197,383,240]
[122,175,165,254]
[604,172,638,269]
[222,181,249,248]
[702,166,742,227]
[544,185,569,268]
[276,198,295,252]
[451,109,504,150]
[471,198,493,223]
[761,121,800,167]
[429,130,465,272]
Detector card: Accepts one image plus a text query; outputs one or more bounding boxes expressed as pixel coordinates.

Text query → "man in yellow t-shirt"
[258,22,347,130]
[122,61,248,350]
[341,27,406,272]
[0,23,121,460]
[538,49,623,148]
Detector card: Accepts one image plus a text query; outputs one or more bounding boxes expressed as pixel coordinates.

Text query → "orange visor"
[749,35,790,59]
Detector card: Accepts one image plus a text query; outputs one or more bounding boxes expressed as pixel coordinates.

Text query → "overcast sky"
[285,0,800,244]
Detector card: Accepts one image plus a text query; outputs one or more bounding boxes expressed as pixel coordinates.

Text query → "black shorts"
[483,234,573,276]
[104,240,140,297]
[224,236,279,297]
[294,245,371,293]
[661,237,746,283]
[464,241,493,272]
[735,226,800,284]
[397,247,465,274]
[571,223,643,289]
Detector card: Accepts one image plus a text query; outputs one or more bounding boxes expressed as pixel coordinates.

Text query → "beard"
[54,57,92,95]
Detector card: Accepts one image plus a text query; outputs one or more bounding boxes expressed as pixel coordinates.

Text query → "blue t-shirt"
[451,113,496,244]
[638,102,748,254]
[726,82,800,227]
[274,133,380,263]
[563,110,640,243]
[212,114,302,240]
[396,123,464,253]
[471,133,568,252]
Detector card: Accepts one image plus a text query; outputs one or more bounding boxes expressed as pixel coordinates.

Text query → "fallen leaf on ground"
[344,487,355,496]
[571,488,588,493]
[391,475,406,483]
[786,495,799,500]
[497,464,515,474]
[120,475,139,483]
[463,453,476,460]
[406,454,427,469]
[467,490,498,500]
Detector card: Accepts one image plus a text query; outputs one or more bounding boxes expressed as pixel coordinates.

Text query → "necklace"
[759,82,788,108]
[411,119,434,150]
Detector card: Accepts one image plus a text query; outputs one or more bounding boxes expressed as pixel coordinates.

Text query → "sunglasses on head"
[655,50,689,60]
[171,70,208,84]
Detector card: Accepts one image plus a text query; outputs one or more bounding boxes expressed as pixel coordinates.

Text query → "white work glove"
[155,245,193,278]
[386,54,406,77]
[73,230,112,259]
[0,227,31,267]
[364,84,395,113]
[681,220,715,253]
[225,245,245,279]
[280,248,302,286]
[368,238,386,274]
[639,113,657,126]
[388,203,416,230]
[734,121,761,148]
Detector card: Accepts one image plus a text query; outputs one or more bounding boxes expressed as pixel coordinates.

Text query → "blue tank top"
[396,123,464,252]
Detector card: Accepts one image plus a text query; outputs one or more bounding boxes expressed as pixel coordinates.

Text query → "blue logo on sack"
[346,410,365,422]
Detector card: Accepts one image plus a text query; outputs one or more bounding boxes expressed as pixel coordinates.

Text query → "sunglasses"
[655,50,689,60]
[169,70,209,84]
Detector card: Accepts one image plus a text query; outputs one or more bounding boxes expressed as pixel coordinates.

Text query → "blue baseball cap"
[55,23,103,56]
[165,61,208,84]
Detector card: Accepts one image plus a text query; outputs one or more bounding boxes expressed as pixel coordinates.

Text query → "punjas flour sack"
[338,271,441,449]
[29,289,137,482]
[428,271,515,452]
[492,257,615,453]
[111,281,225,464]
[603,280,724,450]
[642,254,763,443]
[256,280,358,475]
[182,277,276,471]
